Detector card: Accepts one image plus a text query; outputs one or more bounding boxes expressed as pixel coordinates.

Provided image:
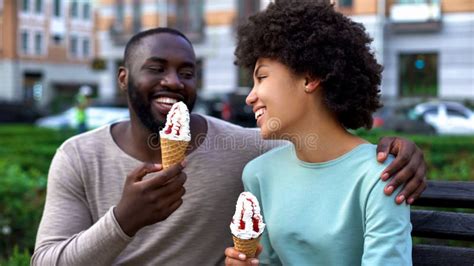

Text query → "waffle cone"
[160,138,189,169]
[232,236,260,258]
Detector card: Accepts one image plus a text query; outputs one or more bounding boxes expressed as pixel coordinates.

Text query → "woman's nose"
[246,87,257,106]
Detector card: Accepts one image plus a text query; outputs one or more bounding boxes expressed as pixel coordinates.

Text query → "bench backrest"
[411,181,474,265]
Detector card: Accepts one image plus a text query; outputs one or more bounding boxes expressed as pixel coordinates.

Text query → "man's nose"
[160,72,184,90]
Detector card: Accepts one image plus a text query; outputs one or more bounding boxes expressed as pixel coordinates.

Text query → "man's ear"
[304,76,321,93]
[118,66,128,93]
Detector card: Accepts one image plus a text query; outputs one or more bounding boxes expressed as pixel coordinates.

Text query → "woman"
[225,1,412,265]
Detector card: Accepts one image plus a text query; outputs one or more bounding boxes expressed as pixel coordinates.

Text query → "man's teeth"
[255,108,266,119]
[156,97,178,105]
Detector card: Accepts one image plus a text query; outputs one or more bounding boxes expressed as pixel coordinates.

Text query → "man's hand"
[114,162,187,236]
[376,136,427,205]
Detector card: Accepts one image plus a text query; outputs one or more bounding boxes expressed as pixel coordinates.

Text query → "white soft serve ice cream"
[159,102,191,141]
[230,192,265,240]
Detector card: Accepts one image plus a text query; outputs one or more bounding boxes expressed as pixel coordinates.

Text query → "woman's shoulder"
[247,143,292,167]
[242,143,293,179]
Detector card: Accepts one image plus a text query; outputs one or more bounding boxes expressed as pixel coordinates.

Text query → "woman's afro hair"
[235,0,383,129]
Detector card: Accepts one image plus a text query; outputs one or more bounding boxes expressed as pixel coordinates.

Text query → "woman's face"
[246,58,308,139]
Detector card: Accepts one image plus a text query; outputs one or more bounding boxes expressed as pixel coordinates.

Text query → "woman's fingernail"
[385,186,394,194]
[251,259,259,265]
[381,173,390,180]
[238,253,246,260]
[407,198,414,204]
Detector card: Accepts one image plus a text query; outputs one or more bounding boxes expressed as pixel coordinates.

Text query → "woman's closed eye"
[256,75,267,82]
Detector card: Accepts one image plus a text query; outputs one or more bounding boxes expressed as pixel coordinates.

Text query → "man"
[32,28,427,265]
[75,85,93,133]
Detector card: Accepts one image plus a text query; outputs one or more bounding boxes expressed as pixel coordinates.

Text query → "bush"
[355,129,474,181]
[0,161,46,259]
[0,126,73,260]
[0,246,31,266]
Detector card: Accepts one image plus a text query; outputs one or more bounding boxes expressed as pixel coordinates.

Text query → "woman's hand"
[224,245,263,266]
[376,136,427,205]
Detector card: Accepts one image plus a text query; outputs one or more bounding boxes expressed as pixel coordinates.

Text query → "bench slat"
[411,210,474,241]
[413,244,474,265]
[414,181,474,208]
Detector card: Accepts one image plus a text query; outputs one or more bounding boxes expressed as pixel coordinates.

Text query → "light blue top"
[243,143,412,266]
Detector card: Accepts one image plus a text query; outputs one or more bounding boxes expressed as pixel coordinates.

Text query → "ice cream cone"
[160,138,188,169]
[232,235,260,258]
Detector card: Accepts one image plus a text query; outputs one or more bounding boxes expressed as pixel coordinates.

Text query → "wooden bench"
[411,180,474,265]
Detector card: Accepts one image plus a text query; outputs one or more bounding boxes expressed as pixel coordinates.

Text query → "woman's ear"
[118,67,128,93]
[304,76,321,93]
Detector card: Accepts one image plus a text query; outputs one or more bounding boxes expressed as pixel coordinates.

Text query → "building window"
[174,0,204,42]
[53,0,61,17]
[34,32,43,55]
[21,0,29,12]
[83,38,90,58]
[71,0,79,18]
[339,0,353,7]
[52,34,63,45]
[83,1,91,20]
[35,0,43,13]
[399,53,438,97]
[21,31,29,54]
[238,0,260,23]
[70,36,78,57]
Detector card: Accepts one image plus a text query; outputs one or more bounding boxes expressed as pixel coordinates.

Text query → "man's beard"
[128,82,164,134]
[127,79,196,134]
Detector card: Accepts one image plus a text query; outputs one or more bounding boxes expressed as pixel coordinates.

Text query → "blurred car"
[194,88,255,127]
[0,101,44,124]
[373,105,436,134]
[36,106,129,129]
[411,101,474,135]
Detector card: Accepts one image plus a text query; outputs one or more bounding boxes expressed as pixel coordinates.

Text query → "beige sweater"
[32,116,282,266]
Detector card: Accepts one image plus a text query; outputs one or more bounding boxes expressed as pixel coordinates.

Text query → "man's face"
[125,33,197,133]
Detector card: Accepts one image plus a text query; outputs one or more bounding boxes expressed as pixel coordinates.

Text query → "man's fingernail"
[386,186,394,194]
[181,160,187,168]
[238,253,246,260]
[407,198,414,204]
[397,195,405,203]
[377,152,385,160]
[381,173,390,180]
[251,259,259,265]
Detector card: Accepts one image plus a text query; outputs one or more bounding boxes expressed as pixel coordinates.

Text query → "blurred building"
[2,0,471,108]
[95,0,273,100]
[95,0,473,103]
[0,0,98,109]
[335,0,474,101]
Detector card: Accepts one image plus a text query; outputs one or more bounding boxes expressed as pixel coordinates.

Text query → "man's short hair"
[123,27,192,68]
